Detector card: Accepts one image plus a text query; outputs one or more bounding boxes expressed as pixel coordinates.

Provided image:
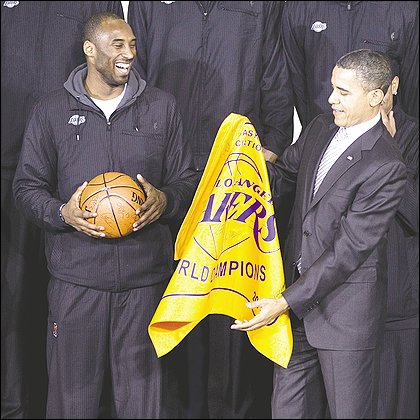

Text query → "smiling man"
[13,13,198,419]
[231,49,407,419]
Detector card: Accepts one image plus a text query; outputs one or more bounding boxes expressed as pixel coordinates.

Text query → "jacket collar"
[64,63,146,108]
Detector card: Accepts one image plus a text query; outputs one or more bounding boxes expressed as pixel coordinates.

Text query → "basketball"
[79,172,146,238]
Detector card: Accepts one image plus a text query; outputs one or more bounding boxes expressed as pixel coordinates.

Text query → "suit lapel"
[309,145,362,210]
[302,125,336,214]
[307,121,384,212]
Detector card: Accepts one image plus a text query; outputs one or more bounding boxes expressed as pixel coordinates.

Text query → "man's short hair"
[83,12,124,44]
[336,49,393,94]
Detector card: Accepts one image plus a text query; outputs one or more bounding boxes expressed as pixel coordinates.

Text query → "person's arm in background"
[391,113,419,235]
[158,98,199,221]
[127,1,149,79]
[258,1,294,159]
[280,1,308,129]
[399,5,419,118]
[380,79,418,236]
[12,101,68,231]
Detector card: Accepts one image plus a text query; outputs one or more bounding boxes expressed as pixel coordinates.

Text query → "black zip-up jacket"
[385,104,419,328]
[128,1,294,170]
[282,1,419,128]
[13,64,198,291]
[1,1,123,171]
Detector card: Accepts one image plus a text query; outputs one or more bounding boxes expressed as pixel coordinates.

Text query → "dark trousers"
[272,324,379,419]
[1,174,48,419]
[377,327,419,419]
[46,278,165,419]
[179,314,273,419]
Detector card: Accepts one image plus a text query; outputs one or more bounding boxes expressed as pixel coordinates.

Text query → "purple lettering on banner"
[237,178,254,188]
[201,266,209,282]
[254,213,277,252]
[245,262,254,278]
[225,192,252,220]
[218,261,227,276]
[229,261,239,274]
[191,263,199,280]
[201,193,231,222]
[178,259,190,275]
[259,264,266,281]
[199,191,278,253]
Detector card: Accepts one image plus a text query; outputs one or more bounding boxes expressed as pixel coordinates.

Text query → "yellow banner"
[148,113,292,367]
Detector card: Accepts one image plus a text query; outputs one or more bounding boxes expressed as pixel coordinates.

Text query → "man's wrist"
[274,293,290,311]
[59,203,66,223]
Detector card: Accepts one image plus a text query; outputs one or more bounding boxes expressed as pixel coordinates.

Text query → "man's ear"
[391,76,400,95]
[83,40,95,57]
[370,89,385,107]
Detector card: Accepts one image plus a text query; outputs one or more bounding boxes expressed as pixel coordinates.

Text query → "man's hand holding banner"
[148,113,293,367]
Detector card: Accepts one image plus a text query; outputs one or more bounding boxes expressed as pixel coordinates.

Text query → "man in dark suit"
[231,49,407,419]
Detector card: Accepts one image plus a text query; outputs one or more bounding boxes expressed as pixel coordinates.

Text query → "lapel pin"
[346,155,353,161]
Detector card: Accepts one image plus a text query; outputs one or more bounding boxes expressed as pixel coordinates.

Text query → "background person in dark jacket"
[281,1,419,130]
[232,49,407,419]
[12,13,198,419]
[376,64,419,419]
[1,2,123,418]
[127,2,294,418]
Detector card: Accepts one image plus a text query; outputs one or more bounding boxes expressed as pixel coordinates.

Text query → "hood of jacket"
[63,63,147,108]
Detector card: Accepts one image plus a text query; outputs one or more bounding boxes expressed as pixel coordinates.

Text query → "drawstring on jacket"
[132,96,150,132]
[76,96,82,141]
[132,99,140,132]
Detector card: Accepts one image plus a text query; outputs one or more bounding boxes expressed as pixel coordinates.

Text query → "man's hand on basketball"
[133,174,167,230]
[61,182,106,238]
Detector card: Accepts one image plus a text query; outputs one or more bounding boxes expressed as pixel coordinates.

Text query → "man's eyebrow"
[334,84,350,93]
[111,37,136,42]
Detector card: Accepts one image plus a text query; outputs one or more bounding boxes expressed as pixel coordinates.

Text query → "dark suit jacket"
[268,113,407,351]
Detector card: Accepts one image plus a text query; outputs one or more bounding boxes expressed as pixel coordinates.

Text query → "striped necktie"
[296,127,348,274]
[313,127,348,197]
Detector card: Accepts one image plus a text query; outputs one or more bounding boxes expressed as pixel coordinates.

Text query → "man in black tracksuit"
[376,68,419,419]
[1,2,123,418]
[128,2,294,418]
[13,13,198,419]
[281,1,419,130]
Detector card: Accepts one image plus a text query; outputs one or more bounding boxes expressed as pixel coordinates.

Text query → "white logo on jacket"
[161,1,176,4]
[3,1,19,8]
[68,115,86,126]
[311,21,327,33]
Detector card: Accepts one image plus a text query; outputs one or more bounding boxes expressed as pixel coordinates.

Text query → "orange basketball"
[79,172,146,238]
